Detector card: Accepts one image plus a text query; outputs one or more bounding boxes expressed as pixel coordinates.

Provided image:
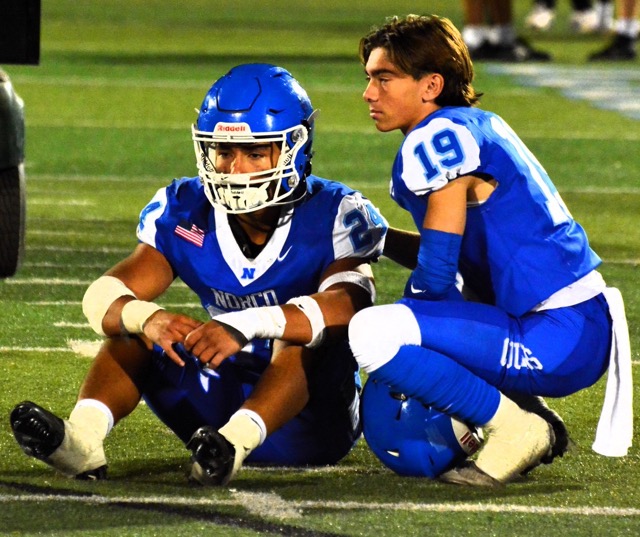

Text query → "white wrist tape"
[318,270,376,303]
[286,295,326,349]
[120,300,164,334]
[214,306,286,342]
[83,276,136,335]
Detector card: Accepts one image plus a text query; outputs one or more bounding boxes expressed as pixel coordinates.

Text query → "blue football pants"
[141,339,361,466]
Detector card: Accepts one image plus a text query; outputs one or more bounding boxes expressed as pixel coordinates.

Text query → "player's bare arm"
[383,227,420,269]
[184,257,374,369]
[84,243,203,366]
[383,174,495,269]
[423,177,469,235]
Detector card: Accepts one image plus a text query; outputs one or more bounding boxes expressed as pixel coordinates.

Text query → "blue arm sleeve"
[407,228,462,300]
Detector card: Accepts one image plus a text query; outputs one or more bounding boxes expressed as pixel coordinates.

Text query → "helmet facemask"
[193,122,310,214]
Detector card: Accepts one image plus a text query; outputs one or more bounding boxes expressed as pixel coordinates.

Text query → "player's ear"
[421,73,444,103]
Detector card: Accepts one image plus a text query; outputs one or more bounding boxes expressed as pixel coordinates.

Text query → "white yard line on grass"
[9,75,209,90]
[25,169,640,198]
[0,491,638,520]
[25,172,640,194]
[22,261,108,269]
[8,256,639,290]
[54,322,93,328]
[485,64,640,122]
[21,301,196,307]
[9,278,190,288]
[0,346,74,353]
[3,342,639,366]
[27,230,106,238]
[5,278,92,286]
[28,199,95,206]
[28,173,164,183]
[26,118,189,130]
[27,245,131,254]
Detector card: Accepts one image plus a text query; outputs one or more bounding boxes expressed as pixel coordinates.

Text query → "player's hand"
[183,320,247,369]
[142,310,203,366]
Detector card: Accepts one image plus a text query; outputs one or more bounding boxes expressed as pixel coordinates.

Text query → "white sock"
[69,399,114,437]
[615,19,640,39]
[222,409,267,448]
[462,25,489,50]
[215,409,266,482]
[483,393,516,429]
[45,399,112,476]
[488,24,516,46]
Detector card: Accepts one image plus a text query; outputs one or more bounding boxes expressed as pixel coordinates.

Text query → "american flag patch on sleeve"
[174,221,206,247]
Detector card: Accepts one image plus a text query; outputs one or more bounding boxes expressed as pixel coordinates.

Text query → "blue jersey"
[391,107,601,316]
[136,175,387,369]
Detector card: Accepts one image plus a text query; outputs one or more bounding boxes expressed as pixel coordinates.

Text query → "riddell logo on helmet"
[459,430,481,454]
[214,122,251,132]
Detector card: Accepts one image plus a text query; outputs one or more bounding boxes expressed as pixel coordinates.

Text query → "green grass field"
[1,1,639,535]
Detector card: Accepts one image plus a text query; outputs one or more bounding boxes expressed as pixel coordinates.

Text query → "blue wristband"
[409,228,462,300]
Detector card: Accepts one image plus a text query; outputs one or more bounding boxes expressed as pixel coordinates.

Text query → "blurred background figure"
[461,0,551,61]
[589,0,638,59]
[525,0,614,33]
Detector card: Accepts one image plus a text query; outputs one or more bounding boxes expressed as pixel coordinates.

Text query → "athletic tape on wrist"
[318,270,376,303]
[120,300,164,334]
[83,276,136,335]
[286,295,326,349]
[214,306,286,342]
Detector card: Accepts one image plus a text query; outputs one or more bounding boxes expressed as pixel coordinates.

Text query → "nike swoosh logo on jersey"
[410,283,426,294]
[277,246,292,262]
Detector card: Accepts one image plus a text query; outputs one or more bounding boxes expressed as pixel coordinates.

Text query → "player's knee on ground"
[348,304,421,373]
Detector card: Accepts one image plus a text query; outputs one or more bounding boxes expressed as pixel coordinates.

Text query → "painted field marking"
[0,491,638,520]
[5,341,639,363]
[21,301,198,307]
[28,199,95,206]
[486,64,640,121]
[22,261,108,269]
[6,278,189,288]
[26,245,131,254]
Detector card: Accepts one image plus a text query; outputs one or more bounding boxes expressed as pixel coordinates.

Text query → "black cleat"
[10,401,108,480]
[76,466,108,480]
[10,401,65,460]
[471,38,552,62]
[589,35,637,61]
[439,460,504,487]
[507,393,571,473]
[541,418,570,466]
[186,426,235,486]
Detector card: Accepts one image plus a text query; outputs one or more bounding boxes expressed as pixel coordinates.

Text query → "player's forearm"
[213,284,371,349]
[82,276,160,336]
[383,226,420,269]
[281,288,363,344]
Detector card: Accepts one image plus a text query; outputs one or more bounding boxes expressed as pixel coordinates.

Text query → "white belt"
[592,287,633,457]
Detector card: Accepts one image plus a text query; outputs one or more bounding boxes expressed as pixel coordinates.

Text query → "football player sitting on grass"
[10,63,387,486]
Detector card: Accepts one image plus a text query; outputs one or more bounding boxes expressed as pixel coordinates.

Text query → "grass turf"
[1,1,639,535]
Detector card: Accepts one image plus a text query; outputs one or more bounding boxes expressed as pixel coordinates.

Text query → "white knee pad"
[349,304,421,373]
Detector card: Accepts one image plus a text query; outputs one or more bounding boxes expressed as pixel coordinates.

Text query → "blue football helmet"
[362,379,483,478]
[192,63,316,213]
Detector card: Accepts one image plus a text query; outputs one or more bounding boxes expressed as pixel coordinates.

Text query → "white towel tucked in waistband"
[592,287,633,457]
